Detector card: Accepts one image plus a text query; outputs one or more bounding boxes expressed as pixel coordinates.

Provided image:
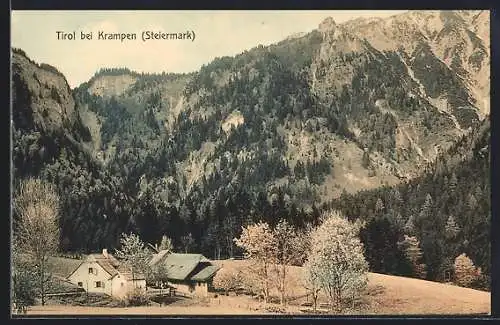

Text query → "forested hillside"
[11,10,490,288]
[325,118,490,286]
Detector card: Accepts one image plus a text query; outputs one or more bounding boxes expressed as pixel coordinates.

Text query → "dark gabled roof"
[150,253,218,282]
[191,265,220,281]
[149,249,170,267]
[164,253,209,281]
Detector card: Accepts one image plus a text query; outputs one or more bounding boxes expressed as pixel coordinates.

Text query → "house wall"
[68,261,147,299]
[68,261,112,296]
[110,277,146,299]
[171,281,208,297]
[110,274,128,298]
[194,282,208,297]
[172,283,192,296]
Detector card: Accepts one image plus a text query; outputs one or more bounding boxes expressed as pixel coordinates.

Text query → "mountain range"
[11,10,490,283]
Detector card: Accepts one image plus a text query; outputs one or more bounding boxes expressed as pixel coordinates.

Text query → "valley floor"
[364,272,490,315]
[25,304,264,315]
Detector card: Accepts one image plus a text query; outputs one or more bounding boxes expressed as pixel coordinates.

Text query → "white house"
[67,249,146,299]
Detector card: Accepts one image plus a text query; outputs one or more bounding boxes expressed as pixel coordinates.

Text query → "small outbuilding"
[149,252,220,297]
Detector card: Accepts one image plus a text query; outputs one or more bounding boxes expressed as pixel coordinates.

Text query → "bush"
[212,268,244,295]
[265,305,286,313]
[471,274,490,291]
[108,298,127,308]
[125,288,149,306]
[65,293,112,306]
[11,256,38,314]
[454,253,478,288]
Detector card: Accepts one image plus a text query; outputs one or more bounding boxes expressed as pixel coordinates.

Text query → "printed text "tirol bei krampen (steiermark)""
[56,30,196,42]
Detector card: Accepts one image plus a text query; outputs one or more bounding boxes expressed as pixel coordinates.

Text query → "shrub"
[471,273,490,291]
[125,288,149,306]
[454,253,478,288]
[212,268,244,295]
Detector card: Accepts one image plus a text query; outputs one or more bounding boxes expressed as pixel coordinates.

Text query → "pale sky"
[11,10,407,88]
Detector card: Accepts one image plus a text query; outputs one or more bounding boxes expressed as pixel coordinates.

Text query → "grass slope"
[33,257,491,315]
[215,260,490,315]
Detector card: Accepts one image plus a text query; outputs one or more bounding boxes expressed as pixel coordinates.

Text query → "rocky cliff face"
[12,49,92,178]
[342,10,490,116]
[12,49,78,133]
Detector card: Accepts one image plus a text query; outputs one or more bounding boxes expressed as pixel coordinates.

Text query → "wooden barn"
[149,252,220,297]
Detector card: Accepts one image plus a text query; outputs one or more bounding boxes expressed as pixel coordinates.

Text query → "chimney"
[102,248,108,258]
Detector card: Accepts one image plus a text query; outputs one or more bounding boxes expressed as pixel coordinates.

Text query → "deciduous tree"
[304,211,368,312]
[303,259,321,312]
[234,222,277,304]
[273,219,303,305]
[115,233,152,283]
[13,178,60,306]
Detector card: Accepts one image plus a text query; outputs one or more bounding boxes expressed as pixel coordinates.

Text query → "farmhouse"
[67,249,146,299]
[149,251,220,297]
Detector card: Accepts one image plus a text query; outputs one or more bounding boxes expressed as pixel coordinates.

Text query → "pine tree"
[404,215,416,236]
[417,193,434,232]
[445,216,460,240]
[394,213,405,231]
[398,235,426,279]
[467,193,478,210]
[449,172,458,193]
[375,198,385,214]
[421,231,445,280]
[391,188,403,211]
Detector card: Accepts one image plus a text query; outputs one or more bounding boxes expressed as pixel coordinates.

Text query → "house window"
[88,267,94,274]
[77,282,83,287]
[95,281,103,288]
